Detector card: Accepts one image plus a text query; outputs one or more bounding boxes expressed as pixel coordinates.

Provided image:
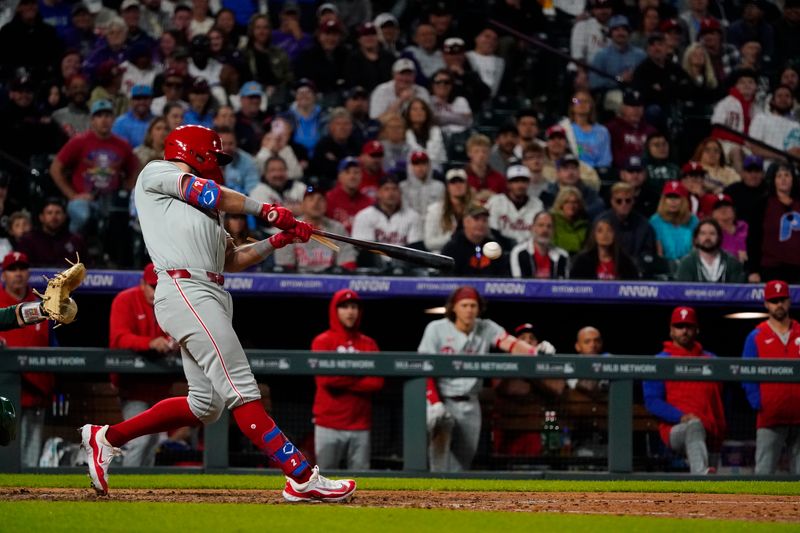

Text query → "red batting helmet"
[164,125,232,182]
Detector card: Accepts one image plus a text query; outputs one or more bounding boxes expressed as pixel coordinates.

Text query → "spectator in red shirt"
[109,263,181,466]
[49,99,140,235]
[359,139,387,198]
[325,157,372,234]
[605,90,656,169]
[643,307,726,474]
[0,252,53,467]
[16,198,87,267]
[464,133,505,203]
[311,289,383,470]
[742,280,800,474]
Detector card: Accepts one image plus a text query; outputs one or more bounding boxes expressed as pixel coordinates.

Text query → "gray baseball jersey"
[134,160,260,418]
[418,317,506,396]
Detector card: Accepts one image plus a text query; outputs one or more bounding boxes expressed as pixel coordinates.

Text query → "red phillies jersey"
[0,287,52,408]
[465,165,506,194]
[55,130,139,194]
[325,184,373,234]
[311,289,383,430]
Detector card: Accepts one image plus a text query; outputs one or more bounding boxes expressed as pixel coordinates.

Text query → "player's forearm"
[497,334,536,355]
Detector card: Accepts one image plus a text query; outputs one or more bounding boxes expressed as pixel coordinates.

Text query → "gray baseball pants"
[755,426,800,475]
[314,425,370,470]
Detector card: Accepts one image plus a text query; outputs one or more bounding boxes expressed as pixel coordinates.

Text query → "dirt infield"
[2,488,799,522]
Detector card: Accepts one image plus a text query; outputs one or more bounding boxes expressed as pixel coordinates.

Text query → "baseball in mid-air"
[482,241,502,260]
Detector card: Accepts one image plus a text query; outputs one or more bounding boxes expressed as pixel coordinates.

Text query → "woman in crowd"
[183,78,215,128]
[746,164,800,283]
[134,117,168,167]
[424,169,475,253]
[163,102,185,131]
[681,43,721,110]
[649,181,699,262]
[379,113,411,174]
[708,195,748,263]
[691,137,741,194]
[631,7,660,49]
[570,219,639,280]
[563,90,612,170]
[550,186,589,255]
[403,98,447,172]
[429,69,473,135]
[241,14,293,107]
[214,8,246,49]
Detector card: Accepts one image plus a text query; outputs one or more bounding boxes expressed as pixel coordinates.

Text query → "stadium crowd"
[0,0,797,281]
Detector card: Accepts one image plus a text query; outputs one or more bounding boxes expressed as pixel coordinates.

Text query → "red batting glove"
[268,224,312,249]
[260,203,296,231]
[292,221,312,242]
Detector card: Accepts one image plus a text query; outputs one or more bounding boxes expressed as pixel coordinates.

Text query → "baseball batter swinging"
[79,125,356,502]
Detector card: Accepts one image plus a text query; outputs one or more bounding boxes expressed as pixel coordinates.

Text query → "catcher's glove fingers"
[33,255,86,325]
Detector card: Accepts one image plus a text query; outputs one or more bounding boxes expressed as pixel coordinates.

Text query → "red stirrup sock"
[105,397,200,448]
[231,400,311,483]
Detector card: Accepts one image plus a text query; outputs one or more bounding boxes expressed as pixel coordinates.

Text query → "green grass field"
[2,475,799,532]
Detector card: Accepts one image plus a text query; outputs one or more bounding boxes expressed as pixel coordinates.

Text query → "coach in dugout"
[643,307,726,474]
[742,280,800,474]
[311,289,383,470]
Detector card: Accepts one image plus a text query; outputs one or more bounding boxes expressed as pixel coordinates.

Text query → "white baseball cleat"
[79,424,121,496]
[282,465,356,503]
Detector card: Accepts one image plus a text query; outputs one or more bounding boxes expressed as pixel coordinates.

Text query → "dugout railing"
[1,348,799,477]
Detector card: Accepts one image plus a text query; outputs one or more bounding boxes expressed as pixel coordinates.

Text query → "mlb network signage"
[29,269,798,305]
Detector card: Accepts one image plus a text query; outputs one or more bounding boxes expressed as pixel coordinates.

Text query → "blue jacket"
[112,111,153,148]
[589,44,646,90]
[223,149,260,196]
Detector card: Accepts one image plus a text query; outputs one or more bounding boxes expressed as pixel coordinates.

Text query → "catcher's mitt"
[32,255,86,326]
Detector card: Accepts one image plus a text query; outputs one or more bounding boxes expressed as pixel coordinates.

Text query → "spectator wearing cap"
[563,90,612,170]
[0,251,55,467]
[359,139,388,198]
[121,41,158,98]
[109,262,182,467]
[697,17,740,83]
[271,3,312,62]
[254,116,305,181]
[570,0,613,67]
[404,98,447,172]
[188,34,226,105]
[441,204,512,276]
[150,68,188,117]
[401,150,444,217]
[17,198,87,267]
[120,0,157,50]
[643,132,680,188]
[605,90,657,169]
[742,280,800,474]
[619,153,661,218]
[632,32,691,129]
[643,306,726,475]
[284,78,324,156]
[0,0,61,82]
[589,15,646,92]
[352,174,422,266]
[343,86,381,146]
[691,137,741,194]
[344,22,395,93]
[649,181,699,262]
[295,18,348,96]
[441,37,491,111]
[216,126,260,196]
[233,81,270,155]
[50,99,140,236]
[727,0,774,59]
[706,193,748,261]
[542,154,606,220]
[488,124,520,176]
[83,16,129,81]
[325,157,372,234]
[598,181,658,270]
[50,74,91,139]
[112,85,156,147]
[541,125,601,191]
[748,86,800,162]
[570,218,639,279]
[325,0,371,31]
[550,185,590,255]
[242,14,294,107]
[466,27,506,98]
[463,133,506,203]
[310,107,361,188]
[250,155,307,217]
[275,186,357,273]
[486,165,544,245]
[183,78,214,128]
[680,161,707,214]
[746,163,800,283]
[675,218,745,282]
[510,211,569,278]
[402,22,445,83]
[378,113,412,175]
[370,58,431,120]
[424,168,476,253]
[374,12,403,57]
[710,69,762,171]
[723,154,767,227]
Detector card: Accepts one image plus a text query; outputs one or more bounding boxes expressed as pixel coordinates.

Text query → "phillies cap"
[410,150,430,164]
[699,192,734,214]
[671,306,698,326]
[765,280,790,301]
[659,18,682,33]
[393,58,416,73]
[143,263,158,286]
[357,22,378,37]
[698,17,722,36]
[681,161,705,176]
[239,81,264,98]
[362,140,384,156]
[446,168,467,182]
[336,288,361,305]
[514,323,537,336]
[662,180,689,198]
[546,125,567,139]
[507,164,532,180]
[320,19,344,33]
[1,251,29,270]
[337,156,360,172]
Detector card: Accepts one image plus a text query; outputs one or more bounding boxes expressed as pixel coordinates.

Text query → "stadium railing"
[1,348,798,477]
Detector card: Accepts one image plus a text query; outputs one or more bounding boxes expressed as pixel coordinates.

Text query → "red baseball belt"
[166,269,225,286]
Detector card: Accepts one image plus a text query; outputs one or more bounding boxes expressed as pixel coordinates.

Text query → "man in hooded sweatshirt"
[311,289,383,470]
